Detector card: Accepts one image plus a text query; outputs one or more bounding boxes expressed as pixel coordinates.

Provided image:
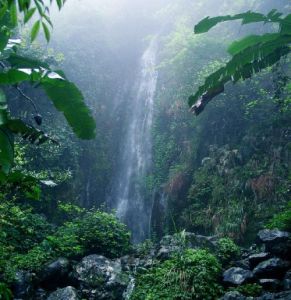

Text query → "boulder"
[39,258,71,290]
[219,291,247,300]
[223,267,253,286]
[72,255,129,299]
[259,279,281,292]
[253,258,290,279]
[248,253,271,269]
[257,230,291,259]
[12,270,34,299]
[33,288,47,300]
[283,270,291,291]
[256,290,291,299]
[47,286,80,300]
[234,259,250,270]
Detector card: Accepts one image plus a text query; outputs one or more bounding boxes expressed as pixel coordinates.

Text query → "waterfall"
[110,38,158,243]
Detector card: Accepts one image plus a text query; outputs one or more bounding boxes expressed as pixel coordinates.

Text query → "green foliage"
[216,238,240,265]
[0,282,12,300]
[130,249,222,300]
[266,201,291,231]
[1,209,131,282]
[189,10,291,114]
[47,210,131,259]
[229,284,262,297]
[0,202,53,254]
[0,201,53,281]
[0,0,96,179]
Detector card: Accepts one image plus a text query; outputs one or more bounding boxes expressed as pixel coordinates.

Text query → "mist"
[1,0,290,298]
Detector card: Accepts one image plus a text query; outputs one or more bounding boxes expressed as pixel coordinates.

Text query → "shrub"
[266,201,291,231]
[47,210,131,259]
[0,202,53,253]
[2,210,131,282]
[216,237,240,266]
[130,249,222,300]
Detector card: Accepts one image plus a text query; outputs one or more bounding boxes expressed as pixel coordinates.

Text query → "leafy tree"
[189,10,291,114]
[0,0,96,179]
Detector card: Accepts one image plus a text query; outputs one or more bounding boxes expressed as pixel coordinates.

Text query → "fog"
[43,0,289,242]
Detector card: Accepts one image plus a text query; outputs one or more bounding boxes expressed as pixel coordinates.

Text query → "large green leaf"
[189,33,291,113]
[227,33,280,56]
[0,68,96,139]
[31,20,41,42]
[194,10,283,34]
[42,78,96,139]
[7,54,50,69]
[190,10,291,114]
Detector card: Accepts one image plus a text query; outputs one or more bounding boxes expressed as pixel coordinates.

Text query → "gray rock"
[257,230,289,244]
[256,291,291,299]
[259,279,281,292]
[219,291,247,300]
[34,288,47,300]
[40,258,70,289]
[47,286,80,300]
[257,230,291,259]
[235,259,250,270]
[72,255,129,299]
[283,270,291,291]
[253,258,290,279]
[248,253,271,269]
[223,267,253,286]
[12,271,34,299]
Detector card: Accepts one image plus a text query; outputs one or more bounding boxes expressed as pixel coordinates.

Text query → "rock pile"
[220,229,291,300]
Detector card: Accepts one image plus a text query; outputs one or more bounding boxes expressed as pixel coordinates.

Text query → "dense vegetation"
[0,0,290,299]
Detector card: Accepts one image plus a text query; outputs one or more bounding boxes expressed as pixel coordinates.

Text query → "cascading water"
[110,38,158,243]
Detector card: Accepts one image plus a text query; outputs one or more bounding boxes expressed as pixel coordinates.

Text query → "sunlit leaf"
[42,21,50,42]
[24,7,36,23]
[31,20,41,42]
[9,2,17,27]
[42,79,96,139]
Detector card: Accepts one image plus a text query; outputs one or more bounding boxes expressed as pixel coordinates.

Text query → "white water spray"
[110,38,158,242]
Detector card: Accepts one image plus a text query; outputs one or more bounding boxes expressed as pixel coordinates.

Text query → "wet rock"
[223,267,253,286]
[219,291,247,300]
[257,230,291,259]
[256,290,291,299]
[248,253,271,269]
[259,279,281,292]
[47,286,80,300]
[33,288,47,300]
[72,255,129,299]
[39,258,71,290]
[12,270,34,299]
[253,258,290,279]
[234,259,250,270]
[283,270,291,291]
